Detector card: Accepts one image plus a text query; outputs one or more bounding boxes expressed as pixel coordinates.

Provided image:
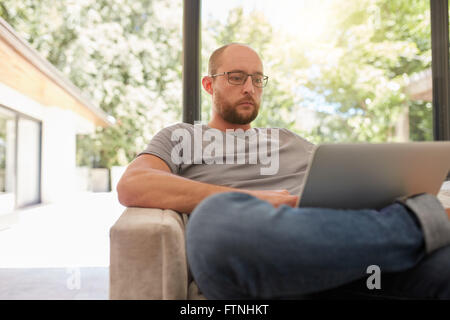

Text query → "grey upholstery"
[109,207,205,300]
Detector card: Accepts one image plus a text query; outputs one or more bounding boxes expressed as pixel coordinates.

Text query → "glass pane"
[202,0,433,142]
[0,107,16,214]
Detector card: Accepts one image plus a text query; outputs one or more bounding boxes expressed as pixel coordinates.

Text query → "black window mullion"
[430,0,450,141]
[182,0,201,124]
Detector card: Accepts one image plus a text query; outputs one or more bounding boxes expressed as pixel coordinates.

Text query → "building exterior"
[395,69,432,142]
[0,18,112,228]
[406,69,432,102]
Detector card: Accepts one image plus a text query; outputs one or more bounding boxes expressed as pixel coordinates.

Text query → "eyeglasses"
[210,71,269,88]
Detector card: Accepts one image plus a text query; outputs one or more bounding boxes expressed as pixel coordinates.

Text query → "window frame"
[430,0,450,141]
[183,0,450,142]
[182,0,201,124]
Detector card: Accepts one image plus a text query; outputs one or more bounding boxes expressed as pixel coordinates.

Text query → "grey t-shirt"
[138,122,315,195]
[138,123,450,254]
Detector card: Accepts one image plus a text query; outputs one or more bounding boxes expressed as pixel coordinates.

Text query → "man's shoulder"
[162,122,194,130]
[263,127,315,146]
[155,122,196,135]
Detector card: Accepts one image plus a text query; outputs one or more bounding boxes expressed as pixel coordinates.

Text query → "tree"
[1,0,183,168]
[2,0,433,163]
[301,0,432,142]
[202,1,432,143]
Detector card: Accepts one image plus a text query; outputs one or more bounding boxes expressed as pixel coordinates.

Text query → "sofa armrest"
[109,207,189,299]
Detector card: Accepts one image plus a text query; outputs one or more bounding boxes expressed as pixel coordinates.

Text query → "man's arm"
[117,154,298,214]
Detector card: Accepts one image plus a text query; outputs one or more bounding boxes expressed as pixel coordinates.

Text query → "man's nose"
[242,75,255,94]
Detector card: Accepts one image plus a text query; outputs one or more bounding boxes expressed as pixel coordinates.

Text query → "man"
[117,43,450,299]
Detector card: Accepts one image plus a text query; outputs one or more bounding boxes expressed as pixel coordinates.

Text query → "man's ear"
[202,76,213,95]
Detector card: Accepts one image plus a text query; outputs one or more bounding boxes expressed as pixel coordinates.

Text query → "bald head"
[208,43,262,75]
[203,43,264,130]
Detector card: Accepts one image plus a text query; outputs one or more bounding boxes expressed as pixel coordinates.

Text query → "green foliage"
[1,0,183,168]
[202,1,432,143]
[303,0,432,142]
[409,101,433,141]
[1,0,434,170]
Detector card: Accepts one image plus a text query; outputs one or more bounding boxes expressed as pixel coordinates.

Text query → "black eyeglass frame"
[210,71,269,88]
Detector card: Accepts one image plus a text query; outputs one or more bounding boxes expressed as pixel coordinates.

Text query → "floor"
[0,192,125,300]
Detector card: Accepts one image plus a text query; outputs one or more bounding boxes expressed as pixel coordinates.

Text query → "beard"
[213,93,260,125]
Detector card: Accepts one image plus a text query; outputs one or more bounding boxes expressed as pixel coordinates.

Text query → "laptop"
[297,141,450,210]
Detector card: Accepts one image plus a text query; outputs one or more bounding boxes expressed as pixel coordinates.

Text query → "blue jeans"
[186,192,450,299]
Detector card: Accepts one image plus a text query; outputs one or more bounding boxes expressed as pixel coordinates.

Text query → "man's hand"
[246,189,299,208]
[446,208,450,220]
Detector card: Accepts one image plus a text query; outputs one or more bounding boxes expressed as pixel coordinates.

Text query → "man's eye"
[230,75,244,81]
[254,77,263,83]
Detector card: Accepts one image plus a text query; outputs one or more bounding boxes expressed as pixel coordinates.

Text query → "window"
[0,105,42,212]
[197,0,447,143]
[0,106,16,214]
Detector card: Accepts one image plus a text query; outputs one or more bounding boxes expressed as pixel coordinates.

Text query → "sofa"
[109,185,450,300]
[109,207,205,299]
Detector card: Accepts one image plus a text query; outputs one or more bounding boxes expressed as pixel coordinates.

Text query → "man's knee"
[186,192,257,299]
[186,191,263,248]
[187,192,252,259]
[191,192,257,218]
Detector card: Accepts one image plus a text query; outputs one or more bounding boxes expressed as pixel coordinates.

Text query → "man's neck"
[208,115,252,132]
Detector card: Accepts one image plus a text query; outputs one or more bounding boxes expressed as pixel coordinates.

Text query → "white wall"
[41,106,97,202]
[41,107,78,203]
[16,117,41,206]
[0,82,96,205]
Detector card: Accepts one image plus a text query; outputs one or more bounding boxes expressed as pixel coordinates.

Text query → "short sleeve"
[137,124,184,174]
[282,129,316,154]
